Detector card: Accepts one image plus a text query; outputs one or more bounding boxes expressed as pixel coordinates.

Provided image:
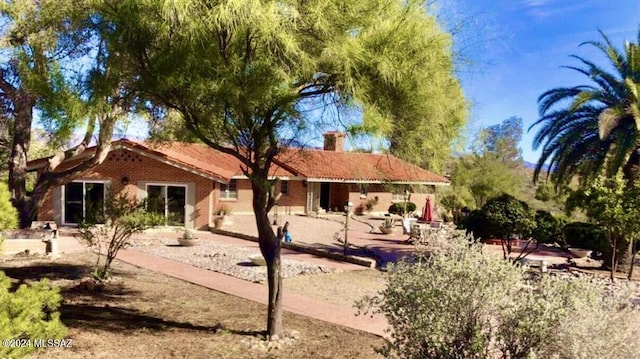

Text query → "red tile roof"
[276,148,450,184]
[27,139,449,184]
[128,140,296,180]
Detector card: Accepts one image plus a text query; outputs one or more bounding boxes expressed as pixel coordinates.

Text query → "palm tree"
[531,29,640,185]
[530,29,640,272]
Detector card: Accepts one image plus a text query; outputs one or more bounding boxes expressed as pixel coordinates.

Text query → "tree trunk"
[610,233,617,282]
[616,238,634,274]
[8,98,35,228]
[251,182,283,337]
[628,249,637,280]
[621,147,640,274]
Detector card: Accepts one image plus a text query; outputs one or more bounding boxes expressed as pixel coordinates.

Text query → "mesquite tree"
[0,0,134,227]
[98,0,463,337]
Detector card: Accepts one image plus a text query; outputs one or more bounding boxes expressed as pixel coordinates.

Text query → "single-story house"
[28,132,450,230]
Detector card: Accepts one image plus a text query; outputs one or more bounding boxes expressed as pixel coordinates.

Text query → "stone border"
[210,228,377,268]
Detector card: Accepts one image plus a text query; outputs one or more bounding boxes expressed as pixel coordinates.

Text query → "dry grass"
[0,253,383,359]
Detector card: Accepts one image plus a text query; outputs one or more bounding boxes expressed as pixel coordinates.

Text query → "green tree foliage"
[357,232,640,359]
[76,192,163,280]
[0,182,18,231]
[0,273,68,358]
[562,222,608,257]
[474,116,523,165]
[567,172,640,279]
[534,182,553,202]
[465,193,536,261]
[95,0,455,336]
[445,117,524,215]
[0,177,66,359]
[482,194,535,259]
[344,5,467,173]
[531,210,564,245]
[1,0,134,228]
[450,154,520,209]
[530,29,640,186]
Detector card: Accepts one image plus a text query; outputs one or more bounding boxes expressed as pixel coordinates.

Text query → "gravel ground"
[133,240,340,283]
[550,270,640,305]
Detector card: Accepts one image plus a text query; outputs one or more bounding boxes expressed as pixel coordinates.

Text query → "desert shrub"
[0,272,67,358]
[77,192,163,280]
[388,202,416,215]
[365,197,378,212]
[357,231,640,359]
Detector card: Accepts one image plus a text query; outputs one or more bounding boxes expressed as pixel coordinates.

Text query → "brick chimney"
[323,131,345,152]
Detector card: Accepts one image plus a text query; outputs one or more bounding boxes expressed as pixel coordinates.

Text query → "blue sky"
[454,0,640,163]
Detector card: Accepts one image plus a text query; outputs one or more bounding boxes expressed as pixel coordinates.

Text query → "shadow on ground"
[61,303,264,336]
[0,262,91,283]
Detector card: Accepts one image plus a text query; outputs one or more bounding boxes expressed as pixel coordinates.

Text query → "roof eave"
[305,178,450,185]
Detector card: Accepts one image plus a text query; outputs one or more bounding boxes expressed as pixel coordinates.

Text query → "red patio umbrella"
[423,197,433,222]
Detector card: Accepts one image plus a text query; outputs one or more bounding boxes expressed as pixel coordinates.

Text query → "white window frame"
[220,179,238,200]
[144,182,188,227]
[61,180,109,226]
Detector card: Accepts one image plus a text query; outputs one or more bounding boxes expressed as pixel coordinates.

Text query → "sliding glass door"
[146,184,186,226]
[64,182,105,224]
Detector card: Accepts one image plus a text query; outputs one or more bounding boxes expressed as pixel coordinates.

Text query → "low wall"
[1,229,57,255]
[210,228,377,268]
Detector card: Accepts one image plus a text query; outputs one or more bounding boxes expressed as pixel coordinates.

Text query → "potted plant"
[178,229,200,246]
[213,204,231,229]
[379,218,396,234]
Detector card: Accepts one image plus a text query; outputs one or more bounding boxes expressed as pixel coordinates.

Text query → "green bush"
[388,202,416,215]
[531,210,564,244]
[563,222,608,253]
[77,192,164,280]
[357,231,640,359]
[462,209,489,240]
[482,194,535,240]
[0,272,67,358]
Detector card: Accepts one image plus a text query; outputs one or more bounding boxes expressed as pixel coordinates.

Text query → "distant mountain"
[524,160,550,172]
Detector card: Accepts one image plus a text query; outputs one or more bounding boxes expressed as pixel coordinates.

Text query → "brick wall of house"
[37,148,215,230]
[218,179,307,215]
[276,180,307,214]
[217,178,253,214]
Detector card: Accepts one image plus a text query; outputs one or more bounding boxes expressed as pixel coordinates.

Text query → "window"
[359,184,368,198]
[146,184,187,226]
[392,185,412,202]
[220,179,238,199]
[280,180,289,195]
[63,181,106,224]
